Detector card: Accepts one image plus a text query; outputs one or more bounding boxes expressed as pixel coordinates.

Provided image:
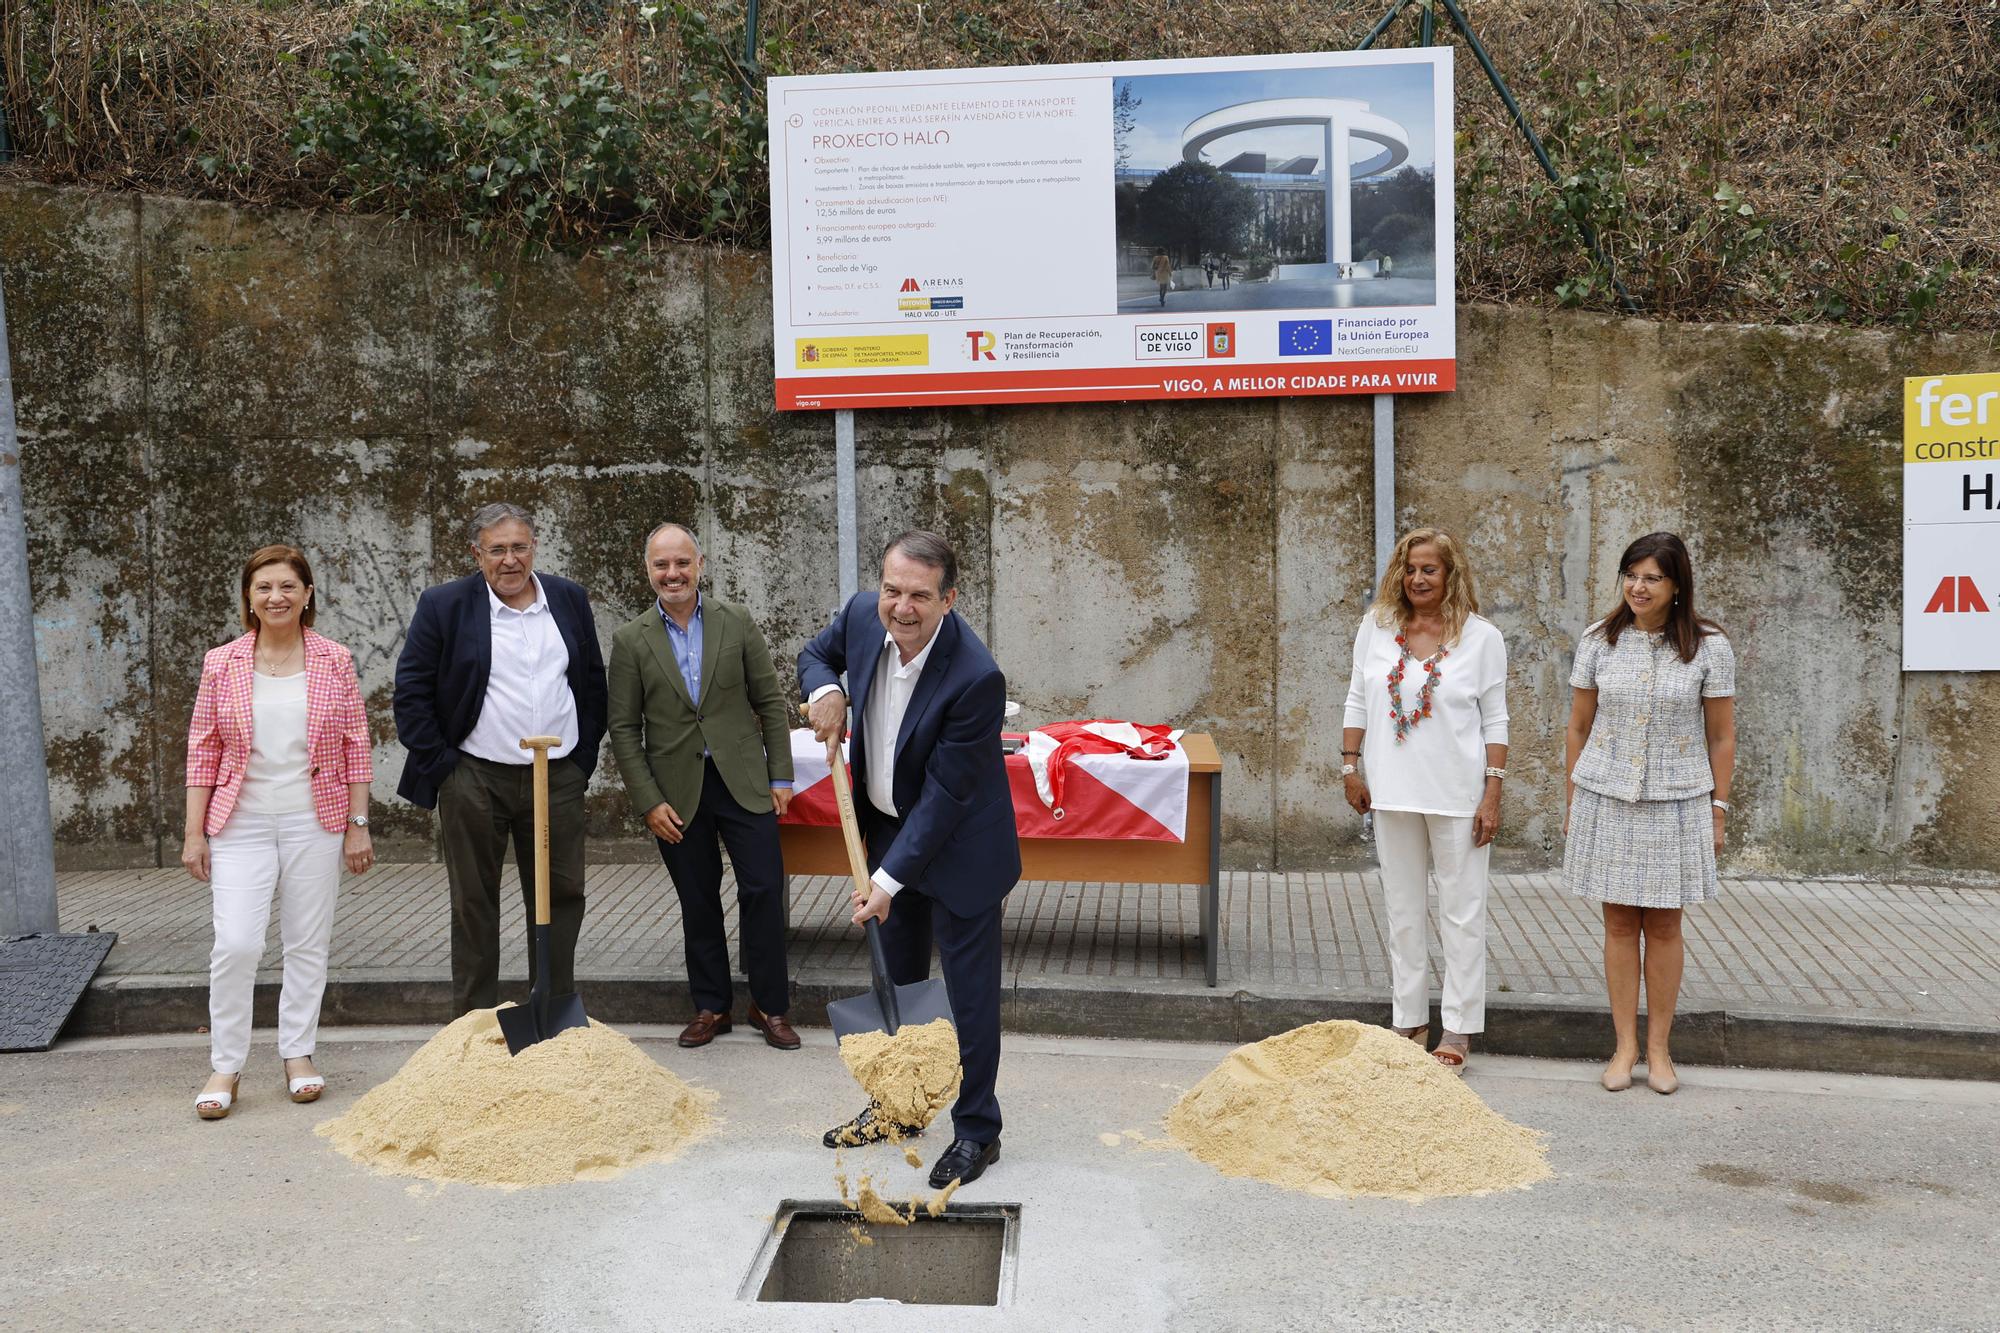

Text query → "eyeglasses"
[479,543,533,560]
[1622,572,1669,588]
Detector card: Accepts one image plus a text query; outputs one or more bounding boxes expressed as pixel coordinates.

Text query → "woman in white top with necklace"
[1341,528,1509,1070]
[183,545,375,1119]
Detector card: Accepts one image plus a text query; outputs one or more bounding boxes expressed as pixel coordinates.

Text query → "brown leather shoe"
[748,1005,801,1051]
[677,1010,732,1048]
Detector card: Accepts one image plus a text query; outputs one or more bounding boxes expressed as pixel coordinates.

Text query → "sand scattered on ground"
[836,1018,961,1131]
[317,1007,714,1188]
[1165,1020,1551,1202]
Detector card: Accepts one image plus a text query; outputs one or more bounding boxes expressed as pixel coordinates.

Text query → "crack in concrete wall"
[4,185,1996,874]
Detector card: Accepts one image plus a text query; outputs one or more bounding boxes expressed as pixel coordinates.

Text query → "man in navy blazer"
[394,502,607,1016]
[801,530,1019,1190]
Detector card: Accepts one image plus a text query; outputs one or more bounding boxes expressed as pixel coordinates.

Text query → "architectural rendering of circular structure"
[1182,98,1412,275]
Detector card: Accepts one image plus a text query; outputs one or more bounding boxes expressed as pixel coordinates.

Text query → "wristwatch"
[348,814,370,828]
[1340,763,1358,778]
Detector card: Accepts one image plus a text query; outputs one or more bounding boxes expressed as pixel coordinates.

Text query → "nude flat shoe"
[1601,1063,1633,1092]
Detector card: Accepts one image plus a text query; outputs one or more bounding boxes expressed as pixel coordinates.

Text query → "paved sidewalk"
[52,864,2000,1078]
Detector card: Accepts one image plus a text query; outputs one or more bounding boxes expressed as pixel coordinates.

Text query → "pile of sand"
[317,1007,714,1188]
[836,1018,961,1132]
[1165,1020,1551,1202]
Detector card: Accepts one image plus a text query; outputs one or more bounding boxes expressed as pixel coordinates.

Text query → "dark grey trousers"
[437,752,587,1016]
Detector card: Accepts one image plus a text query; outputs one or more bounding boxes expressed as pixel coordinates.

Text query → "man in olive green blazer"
[607,523,799,1050]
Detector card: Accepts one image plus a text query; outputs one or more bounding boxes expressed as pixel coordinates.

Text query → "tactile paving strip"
[0,932,118,1052]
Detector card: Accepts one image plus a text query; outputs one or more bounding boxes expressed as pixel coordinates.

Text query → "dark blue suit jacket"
[392,571,608,809]
[798,593,1020,916]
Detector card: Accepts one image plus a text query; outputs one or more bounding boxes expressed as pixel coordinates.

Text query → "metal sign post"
[833,407,858,602]
[1373,393,1396,581]
[0,271,60,936]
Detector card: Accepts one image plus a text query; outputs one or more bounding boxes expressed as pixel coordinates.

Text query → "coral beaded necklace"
[1387,632,1449,743]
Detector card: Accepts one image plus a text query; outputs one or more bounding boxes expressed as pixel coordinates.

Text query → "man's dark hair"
[882,529,957,594]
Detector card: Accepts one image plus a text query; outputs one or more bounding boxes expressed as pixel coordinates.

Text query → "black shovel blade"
[496,990,589,1055]
[827,977,954,1044]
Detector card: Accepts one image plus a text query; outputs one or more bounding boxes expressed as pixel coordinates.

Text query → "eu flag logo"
[1279,319,1332,356]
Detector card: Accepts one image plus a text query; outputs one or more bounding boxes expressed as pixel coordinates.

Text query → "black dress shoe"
[821,1104,923,1149]
[928,1137,1000,1189]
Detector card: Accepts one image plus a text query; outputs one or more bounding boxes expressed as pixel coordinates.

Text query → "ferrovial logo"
[1924,576,1990,613]
[963,331,997,361]
[899,278,921,293]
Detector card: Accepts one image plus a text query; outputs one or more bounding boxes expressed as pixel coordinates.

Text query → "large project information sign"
[1905,372,2000,670]
[768,48,1455,411]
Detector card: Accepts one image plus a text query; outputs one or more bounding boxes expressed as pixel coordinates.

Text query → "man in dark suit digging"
[800,530,1020,1190]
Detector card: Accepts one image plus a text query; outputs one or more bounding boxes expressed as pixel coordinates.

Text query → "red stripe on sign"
[775,359,1456,410]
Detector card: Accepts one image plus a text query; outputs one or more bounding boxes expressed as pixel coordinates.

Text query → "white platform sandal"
[285,1059,325,1104]
[195,1074,240,1121]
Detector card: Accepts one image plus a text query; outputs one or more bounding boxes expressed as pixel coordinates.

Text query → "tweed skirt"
[1563,788,1718,908]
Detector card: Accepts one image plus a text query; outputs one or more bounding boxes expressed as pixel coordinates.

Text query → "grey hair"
[882,529,957,593]
[644,522,702,556]
[466,502,536,547]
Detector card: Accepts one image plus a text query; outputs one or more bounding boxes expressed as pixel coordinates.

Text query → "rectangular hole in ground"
[743,1200,1021,1306]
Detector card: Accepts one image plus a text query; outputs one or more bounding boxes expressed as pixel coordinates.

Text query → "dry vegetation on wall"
[2,0,1995,328]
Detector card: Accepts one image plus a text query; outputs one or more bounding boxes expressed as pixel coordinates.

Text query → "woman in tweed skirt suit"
[1563,532,1736,1096]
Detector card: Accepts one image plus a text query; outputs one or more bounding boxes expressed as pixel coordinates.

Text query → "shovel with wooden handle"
[801,705,953,1041]
[497,735,589,1055]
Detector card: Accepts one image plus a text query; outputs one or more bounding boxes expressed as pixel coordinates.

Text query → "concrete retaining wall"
[4,184,1995,873]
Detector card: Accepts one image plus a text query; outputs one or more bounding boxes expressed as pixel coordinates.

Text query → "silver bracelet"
[1711,798,1731,812]
[1484,766,1507,780]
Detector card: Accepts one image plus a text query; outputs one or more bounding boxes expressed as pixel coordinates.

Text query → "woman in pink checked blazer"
[183,544,374,1120]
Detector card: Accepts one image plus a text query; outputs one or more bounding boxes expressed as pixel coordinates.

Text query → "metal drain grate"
[741,1199,1020,1306]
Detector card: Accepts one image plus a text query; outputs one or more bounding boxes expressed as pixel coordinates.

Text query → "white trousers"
[1374,810,1491,1035]
[207,809,343,1073]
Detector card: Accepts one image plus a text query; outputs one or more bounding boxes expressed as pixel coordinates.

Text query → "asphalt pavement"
[2,1027,1994,1330]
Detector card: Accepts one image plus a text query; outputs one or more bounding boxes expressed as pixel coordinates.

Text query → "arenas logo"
[1923,576,1991,613]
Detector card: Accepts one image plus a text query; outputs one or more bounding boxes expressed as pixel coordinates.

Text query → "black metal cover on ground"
[0,931,117,1052]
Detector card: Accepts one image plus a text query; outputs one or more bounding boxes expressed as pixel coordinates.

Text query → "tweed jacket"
[1569,620,1735,802]
[606,597,794,823]
[186,629,374,835]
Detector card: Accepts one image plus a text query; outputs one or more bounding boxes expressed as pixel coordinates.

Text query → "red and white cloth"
[780,722,1189,842]
[1021,720,1181,828]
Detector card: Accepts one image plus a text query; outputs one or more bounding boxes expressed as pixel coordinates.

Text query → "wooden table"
[779,733,1225,986]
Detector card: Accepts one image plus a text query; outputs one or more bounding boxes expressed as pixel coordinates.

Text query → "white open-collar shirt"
[461,575,579,764]
[812,618,944,898]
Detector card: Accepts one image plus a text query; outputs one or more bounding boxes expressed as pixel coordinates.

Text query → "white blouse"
[1341,612,1509,817]
[237,671,314,814]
